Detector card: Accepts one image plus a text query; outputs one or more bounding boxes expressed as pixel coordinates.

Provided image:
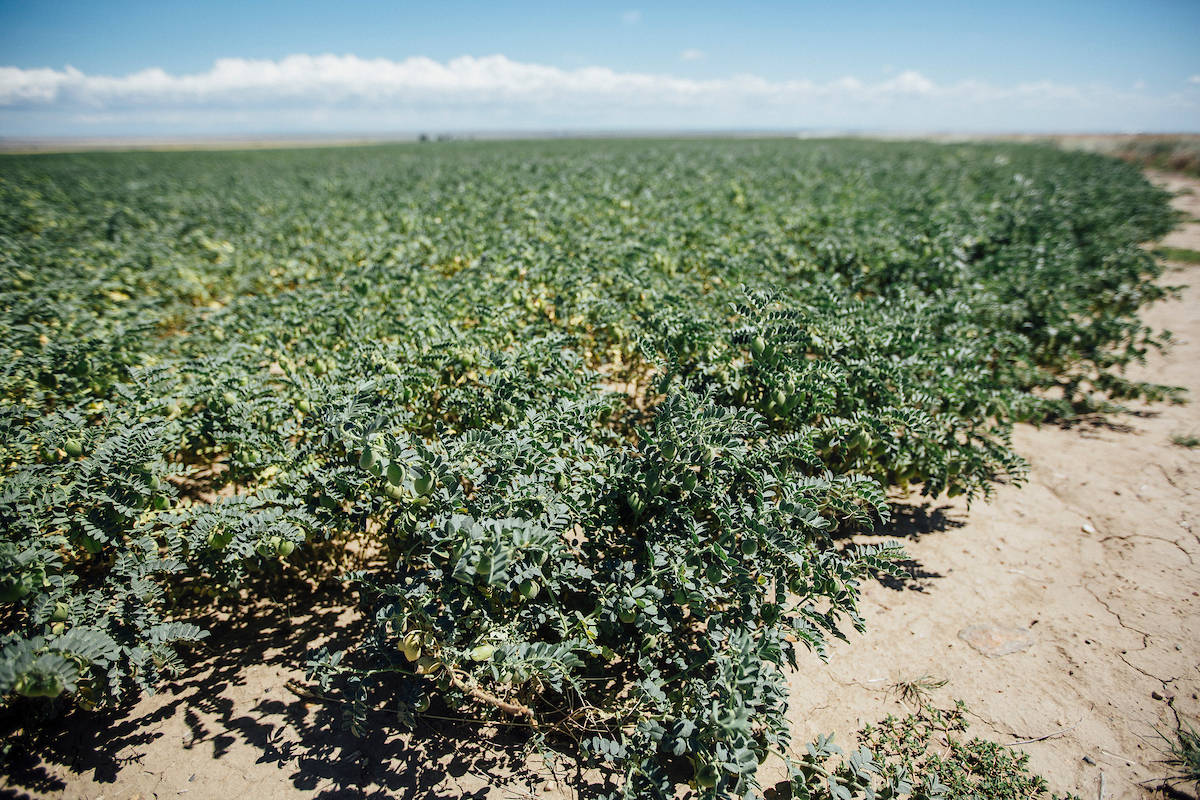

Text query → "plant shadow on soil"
[878,501,967,542]
[0,581,612,799]
[851,501,965,593]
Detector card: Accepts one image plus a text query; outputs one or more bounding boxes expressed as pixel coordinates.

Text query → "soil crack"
[1081,580,1154,642]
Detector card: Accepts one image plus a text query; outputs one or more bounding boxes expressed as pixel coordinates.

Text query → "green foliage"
[0,138,1183,794]
[791,702,1082,800]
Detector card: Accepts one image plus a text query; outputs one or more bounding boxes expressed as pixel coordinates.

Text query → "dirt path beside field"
[2,174,1198,800]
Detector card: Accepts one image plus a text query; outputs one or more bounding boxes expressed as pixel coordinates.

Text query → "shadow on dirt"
[871,558,945,593]
[878,502,967,541]
[0,581,608,799]
[844,501,966,593]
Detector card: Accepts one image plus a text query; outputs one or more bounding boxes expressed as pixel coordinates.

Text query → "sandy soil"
[2,174,1198,800]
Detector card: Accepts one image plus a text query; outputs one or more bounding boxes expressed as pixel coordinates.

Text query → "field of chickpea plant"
[0,138,1187,798]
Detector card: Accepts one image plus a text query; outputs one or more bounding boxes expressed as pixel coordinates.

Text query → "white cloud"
[878,70,936,95]
[1,54,1198,137]
[1189,75,1200,85]
[1133,80,1145,90]
[620,10,641,25]
[680,49,705,62]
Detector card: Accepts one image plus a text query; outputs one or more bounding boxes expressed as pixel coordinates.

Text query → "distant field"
[0,138,1182,796]
[1055,133,1200,178]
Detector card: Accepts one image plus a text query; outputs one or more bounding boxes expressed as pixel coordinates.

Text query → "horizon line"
[4,129,1200,155]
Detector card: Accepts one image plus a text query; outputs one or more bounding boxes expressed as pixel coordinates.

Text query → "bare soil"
[2,173,1199,800]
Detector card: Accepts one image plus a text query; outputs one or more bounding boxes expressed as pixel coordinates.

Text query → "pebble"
[1081,523,1096,534]
[958,624,1035,657]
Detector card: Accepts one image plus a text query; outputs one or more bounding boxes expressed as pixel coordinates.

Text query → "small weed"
[888,672,948,707]
[1156,246,1200,264]
[1171,431,1200,448]
[1159,722,1200,792]
[793,701,1082,799]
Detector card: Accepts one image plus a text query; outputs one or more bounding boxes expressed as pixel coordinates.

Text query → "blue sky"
[2,0,1198,137]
